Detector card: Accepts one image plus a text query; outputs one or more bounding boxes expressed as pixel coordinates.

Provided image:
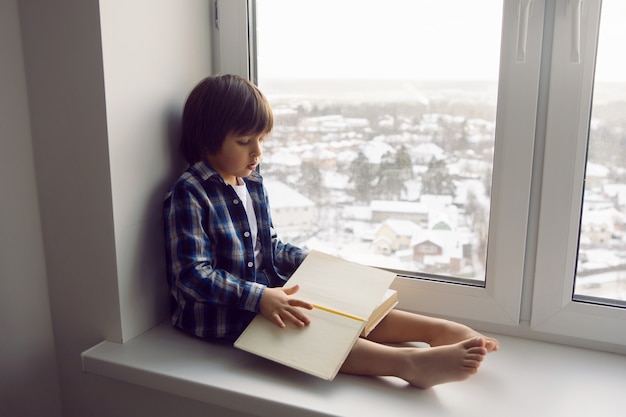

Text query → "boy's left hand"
[259,284,313,329]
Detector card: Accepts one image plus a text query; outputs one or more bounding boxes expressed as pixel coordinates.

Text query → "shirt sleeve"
[164,183,265,313]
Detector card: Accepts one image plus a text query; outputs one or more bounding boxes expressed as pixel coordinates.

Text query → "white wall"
[0,1,63,416]
[3,0,253,415]
[98,0,202,342]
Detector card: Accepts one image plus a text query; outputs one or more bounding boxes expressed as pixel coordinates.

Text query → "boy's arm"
[269,232,309,277]
[164,185,264,313]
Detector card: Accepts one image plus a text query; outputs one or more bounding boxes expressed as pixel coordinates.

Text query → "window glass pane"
[255,0,502,283]
[574,0,626,304]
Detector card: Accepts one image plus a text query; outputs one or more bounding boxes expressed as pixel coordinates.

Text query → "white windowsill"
[82,320,626,417]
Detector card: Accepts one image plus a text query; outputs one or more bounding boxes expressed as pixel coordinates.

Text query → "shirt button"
[244,231,251,237]
[247,262,254,268]
[233,199,240,204]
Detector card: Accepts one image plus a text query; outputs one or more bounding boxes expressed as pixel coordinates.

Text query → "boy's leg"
[366,309,499,352]
[340,337,487,389]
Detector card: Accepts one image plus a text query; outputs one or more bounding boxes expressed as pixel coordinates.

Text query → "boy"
[163,74,498,389]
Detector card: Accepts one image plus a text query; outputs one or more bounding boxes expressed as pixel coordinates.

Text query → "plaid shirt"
[163,161,308,341]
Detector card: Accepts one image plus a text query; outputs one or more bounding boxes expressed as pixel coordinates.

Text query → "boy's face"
[207,132,264,186]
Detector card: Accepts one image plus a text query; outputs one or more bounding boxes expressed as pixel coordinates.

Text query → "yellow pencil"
[311,304,365,322]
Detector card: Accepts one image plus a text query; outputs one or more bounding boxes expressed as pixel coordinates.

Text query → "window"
[256,0,501,285]
[531,0,626,346]
[214,0,626,349]
[573,0,626,305]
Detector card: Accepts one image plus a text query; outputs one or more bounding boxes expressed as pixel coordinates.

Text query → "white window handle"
[569,0,583,63]
[516,0,533,63]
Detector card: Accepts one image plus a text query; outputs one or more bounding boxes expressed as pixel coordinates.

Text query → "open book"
[234,250,398,381]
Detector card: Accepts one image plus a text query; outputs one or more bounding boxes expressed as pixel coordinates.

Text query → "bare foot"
[401,337,488,389]
[430,320,500,353]
[483,336,499,352]
[466,332,499,352]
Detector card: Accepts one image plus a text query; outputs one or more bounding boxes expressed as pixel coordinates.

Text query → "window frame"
[212,0,545,327]
[213,1,626,346]
[531,0,626,346]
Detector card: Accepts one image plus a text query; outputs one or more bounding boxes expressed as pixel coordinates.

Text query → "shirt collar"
[191,160,263,184]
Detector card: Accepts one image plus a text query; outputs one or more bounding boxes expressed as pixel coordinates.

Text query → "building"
[373,219,421,255]
[264,179,316,238]
[370,200,429,224]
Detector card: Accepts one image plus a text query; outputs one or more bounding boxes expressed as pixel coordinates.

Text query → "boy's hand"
[259,284,313,329]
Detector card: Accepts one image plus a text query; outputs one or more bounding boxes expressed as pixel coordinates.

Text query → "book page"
[235,306,365,380]
[287,250,397,319]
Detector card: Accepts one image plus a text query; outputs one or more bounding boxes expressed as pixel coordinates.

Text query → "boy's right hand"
[259,284,313,329]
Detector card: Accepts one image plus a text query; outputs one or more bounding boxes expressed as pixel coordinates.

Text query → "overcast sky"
[256,0,624,82]
[257,0,502,81]
[595,0,625,82]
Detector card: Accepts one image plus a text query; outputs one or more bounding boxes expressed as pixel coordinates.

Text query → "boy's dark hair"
[180,74,274,164]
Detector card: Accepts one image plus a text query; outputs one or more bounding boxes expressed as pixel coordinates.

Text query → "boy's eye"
[237,137,253,145]
[237,136,264,145]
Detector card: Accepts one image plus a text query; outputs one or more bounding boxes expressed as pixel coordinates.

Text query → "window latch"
[569,0,583,63]
[516,0,534,63]
[214,0,220,30]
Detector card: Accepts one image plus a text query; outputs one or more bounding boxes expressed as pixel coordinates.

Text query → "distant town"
[258,78,626,302]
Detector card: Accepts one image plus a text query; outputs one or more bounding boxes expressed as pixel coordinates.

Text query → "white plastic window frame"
[531,0,626,347]
[212,0,544,327]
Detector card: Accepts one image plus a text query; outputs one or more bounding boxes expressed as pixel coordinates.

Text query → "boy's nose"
[252,141,262,156]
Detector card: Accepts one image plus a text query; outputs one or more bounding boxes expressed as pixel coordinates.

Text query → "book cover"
[361,288,398,337]
[234,250,397,380]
